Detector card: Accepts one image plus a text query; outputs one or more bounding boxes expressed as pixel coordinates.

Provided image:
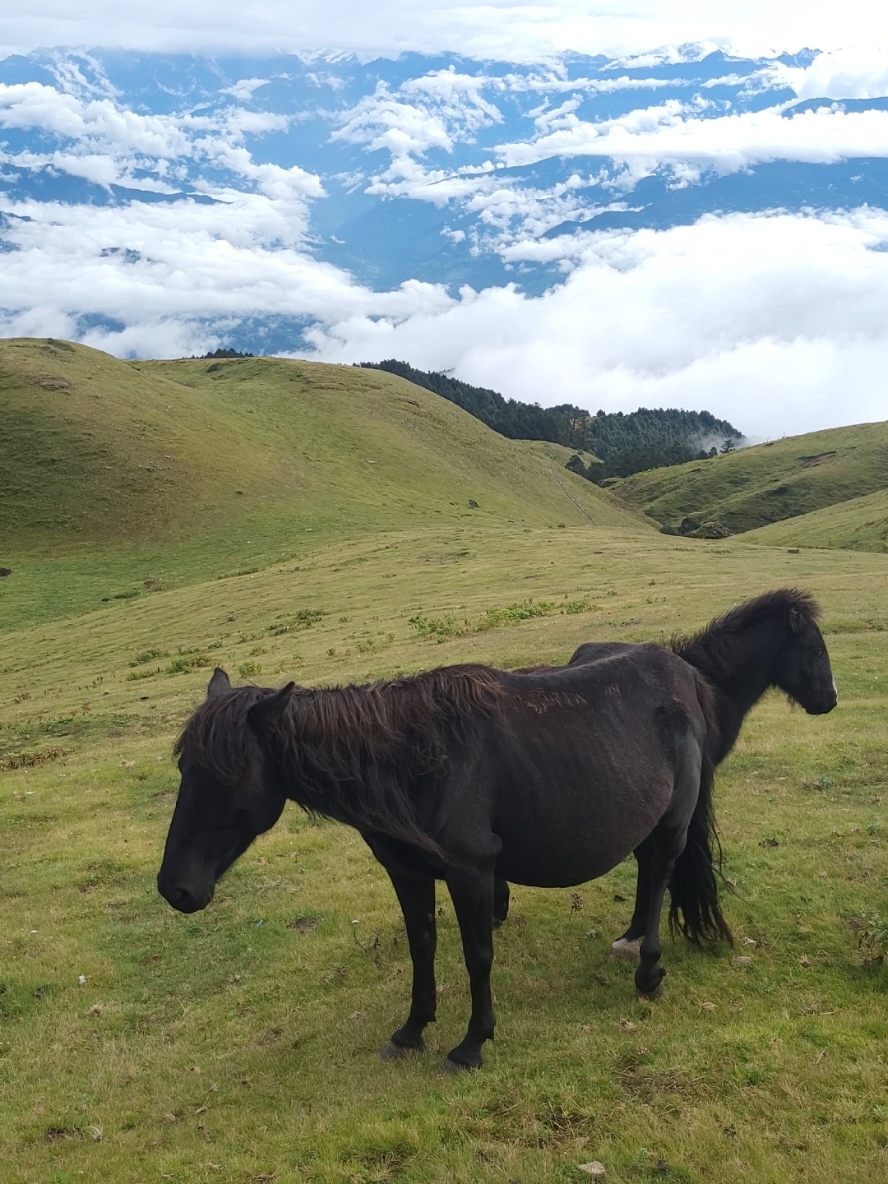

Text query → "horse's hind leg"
[381,871,437,1059]
[610,840,652,960]
[492,877,510,928]
[445,865,496,1070]
[639,824,686,999]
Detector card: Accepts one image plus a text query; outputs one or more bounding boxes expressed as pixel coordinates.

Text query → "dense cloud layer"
[0,1,883,60]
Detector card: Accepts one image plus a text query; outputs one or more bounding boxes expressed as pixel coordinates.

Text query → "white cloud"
[0,77,318,207]
[495,102,888,183]
[0,1,884,62]
[332,69,502,159]
[220,78,271,100]
[779,48,888,100]
[316,55,888,228]
[0,82,193,155]
[0,190,452,343]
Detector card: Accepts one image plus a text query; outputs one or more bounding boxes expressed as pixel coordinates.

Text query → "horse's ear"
[789,606,803,634]
[247,683,295,735]
[208,667,232,697]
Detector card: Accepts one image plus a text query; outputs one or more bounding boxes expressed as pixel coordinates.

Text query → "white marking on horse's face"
[832,677,838,700]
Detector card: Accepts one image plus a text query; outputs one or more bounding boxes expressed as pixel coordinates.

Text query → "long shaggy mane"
[671,587,821,678]
[175,665,507,856]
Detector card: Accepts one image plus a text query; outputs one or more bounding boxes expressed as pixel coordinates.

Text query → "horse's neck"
[712,695,753,761]
[691,619,783,759]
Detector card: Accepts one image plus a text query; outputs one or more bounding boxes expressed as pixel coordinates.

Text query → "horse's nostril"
[159,879,194,911]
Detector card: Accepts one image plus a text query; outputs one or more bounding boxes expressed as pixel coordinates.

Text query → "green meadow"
[1,341,887,1184]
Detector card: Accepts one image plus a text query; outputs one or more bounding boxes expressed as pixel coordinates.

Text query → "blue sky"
[0,2,886,436]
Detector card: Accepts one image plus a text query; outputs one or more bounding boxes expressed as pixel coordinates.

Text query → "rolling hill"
[745,488,888,552]
[0,338,649,629]
[612,421,888,538]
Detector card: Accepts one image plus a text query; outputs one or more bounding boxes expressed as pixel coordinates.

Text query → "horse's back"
[569,639,636,666]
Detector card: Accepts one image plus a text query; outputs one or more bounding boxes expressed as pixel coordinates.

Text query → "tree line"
[359,359,743,481]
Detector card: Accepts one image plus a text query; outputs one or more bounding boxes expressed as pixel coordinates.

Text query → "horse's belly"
[496,847,632,889]
[493,779,672,889]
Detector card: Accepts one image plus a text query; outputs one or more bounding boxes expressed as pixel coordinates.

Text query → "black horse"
[564,587,837,959]
[158,648,727,1070]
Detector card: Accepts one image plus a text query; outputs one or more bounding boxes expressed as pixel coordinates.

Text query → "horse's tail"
[668,675,733,945]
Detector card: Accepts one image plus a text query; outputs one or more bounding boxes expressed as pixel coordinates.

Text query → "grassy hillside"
[1,524,887,1184]
[613,421,888,538]
[0,339,646,629]
[746,488,888,552]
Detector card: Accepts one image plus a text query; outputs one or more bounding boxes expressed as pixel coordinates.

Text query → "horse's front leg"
[445,865,496,1069]
[381,871,437,1059]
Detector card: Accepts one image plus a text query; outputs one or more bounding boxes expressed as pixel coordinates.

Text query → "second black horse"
[560,587,837,959]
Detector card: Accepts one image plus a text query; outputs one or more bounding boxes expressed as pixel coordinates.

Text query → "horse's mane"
[671,587,821,680]
[175,665,507,856]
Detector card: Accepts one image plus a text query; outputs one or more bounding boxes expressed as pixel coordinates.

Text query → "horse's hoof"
[609,937,643,962]
[635,979,665,1001]
[380,1039,423,1060]
[442,1056,480,1073]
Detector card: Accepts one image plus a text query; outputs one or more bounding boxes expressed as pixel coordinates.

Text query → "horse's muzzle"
[806,682,838,715]
[157,876,214,913]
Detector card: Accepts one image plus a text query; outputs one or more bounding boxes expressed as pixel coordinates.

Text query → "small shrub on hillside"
[266,608,325,635]
[166,655,211,674]
[238,661,261,679]
[408,612,463,640]
[859,916,887,964]
[476,600,555,631]
[0,747,68,771]
[562,599,595,615]
[126,667,160,681]
[130,647,167,666]
[409,598,595,641]
[273,656,303,673]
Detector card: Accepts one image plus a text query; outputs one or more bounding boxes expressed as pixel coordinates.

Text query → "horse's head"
[157,668,294,914]
[773,603,837,716]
